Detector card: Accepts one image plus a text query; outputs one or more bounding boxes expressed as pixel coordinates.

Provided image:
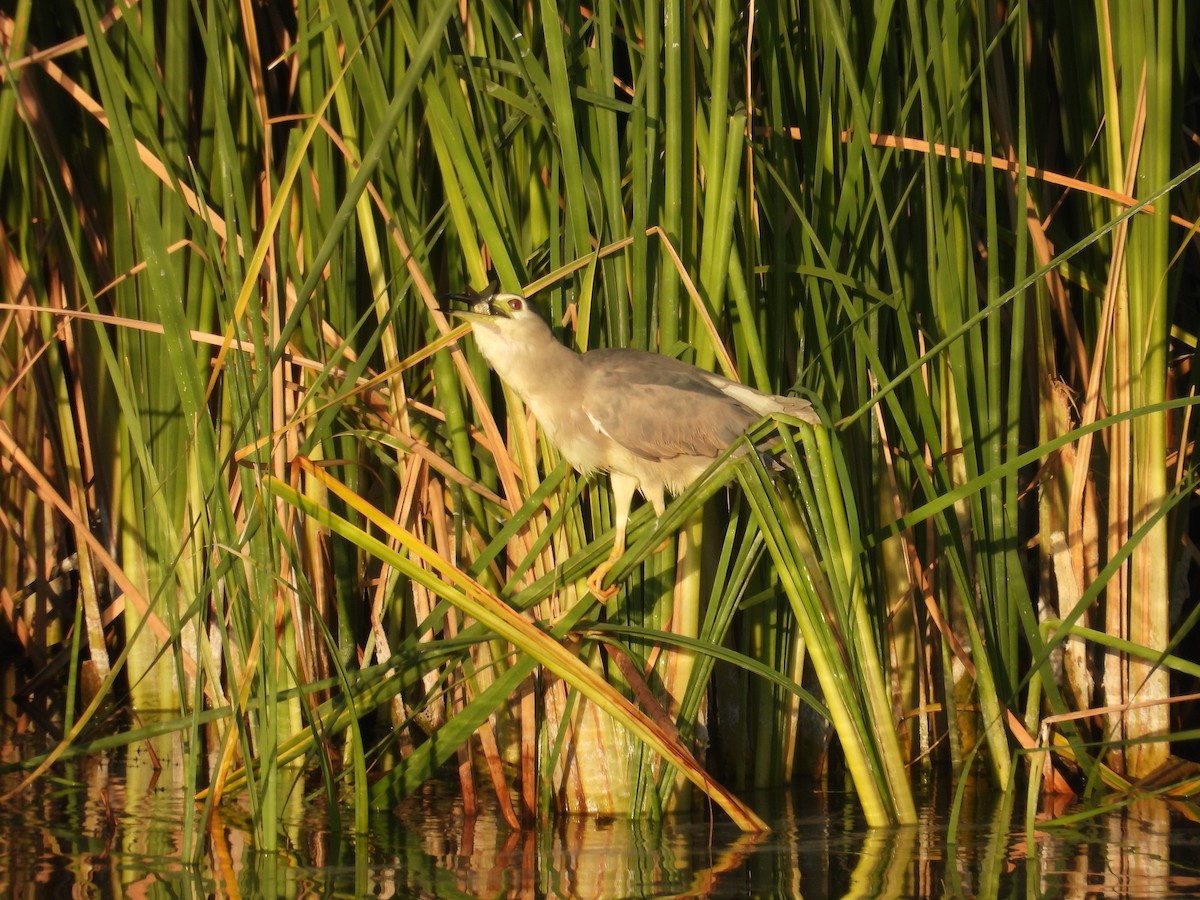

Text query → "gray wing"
[579,349,760,461]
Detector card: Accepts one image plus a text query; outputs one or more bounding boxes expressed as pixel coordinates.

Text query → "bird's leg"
[587,473,636,602]
[587,523,625,602]
[645,489,671,555]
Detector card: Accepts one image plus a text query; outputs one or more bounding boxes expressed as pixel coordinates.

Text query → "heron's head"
[453,291,538,320]
[441,289,555,366]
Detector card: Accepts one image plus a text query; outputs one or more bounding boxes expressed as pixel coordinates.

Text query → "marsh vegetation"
[1,0,1198,862]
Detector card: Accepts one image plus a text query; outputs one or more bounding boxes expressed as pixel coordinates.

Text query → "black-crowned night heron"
[445,289,821,600]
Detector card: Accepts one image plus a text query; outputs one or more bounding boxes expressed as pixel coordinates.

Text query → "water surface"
[3,733,1200,897]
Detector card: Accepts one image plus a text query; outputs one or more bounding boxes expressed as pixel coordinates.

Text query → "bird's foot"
[586,562,620,602]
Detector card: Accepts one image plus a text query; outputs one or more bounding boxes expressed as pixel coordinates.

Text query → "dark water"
[3,730,1200,898]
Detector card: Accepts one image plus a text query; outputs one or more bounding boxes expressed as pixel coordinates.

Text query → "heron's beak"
[439,291,507,322]
[436,290,501,321]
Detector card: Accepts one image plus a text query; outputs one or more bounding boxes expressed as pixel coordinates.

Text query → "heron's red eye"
[508,298,523,311]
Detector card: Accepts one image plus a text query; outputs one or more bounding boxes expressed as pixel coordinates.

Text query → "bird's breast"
[526,399,605,474]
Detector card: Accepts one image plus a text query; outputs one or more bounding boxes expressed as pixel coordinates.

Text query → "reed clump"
[1,1,1197,841]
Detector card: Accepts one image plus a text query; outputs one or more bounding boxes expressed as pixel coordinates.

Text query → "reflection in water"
[3,738,1200,898]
